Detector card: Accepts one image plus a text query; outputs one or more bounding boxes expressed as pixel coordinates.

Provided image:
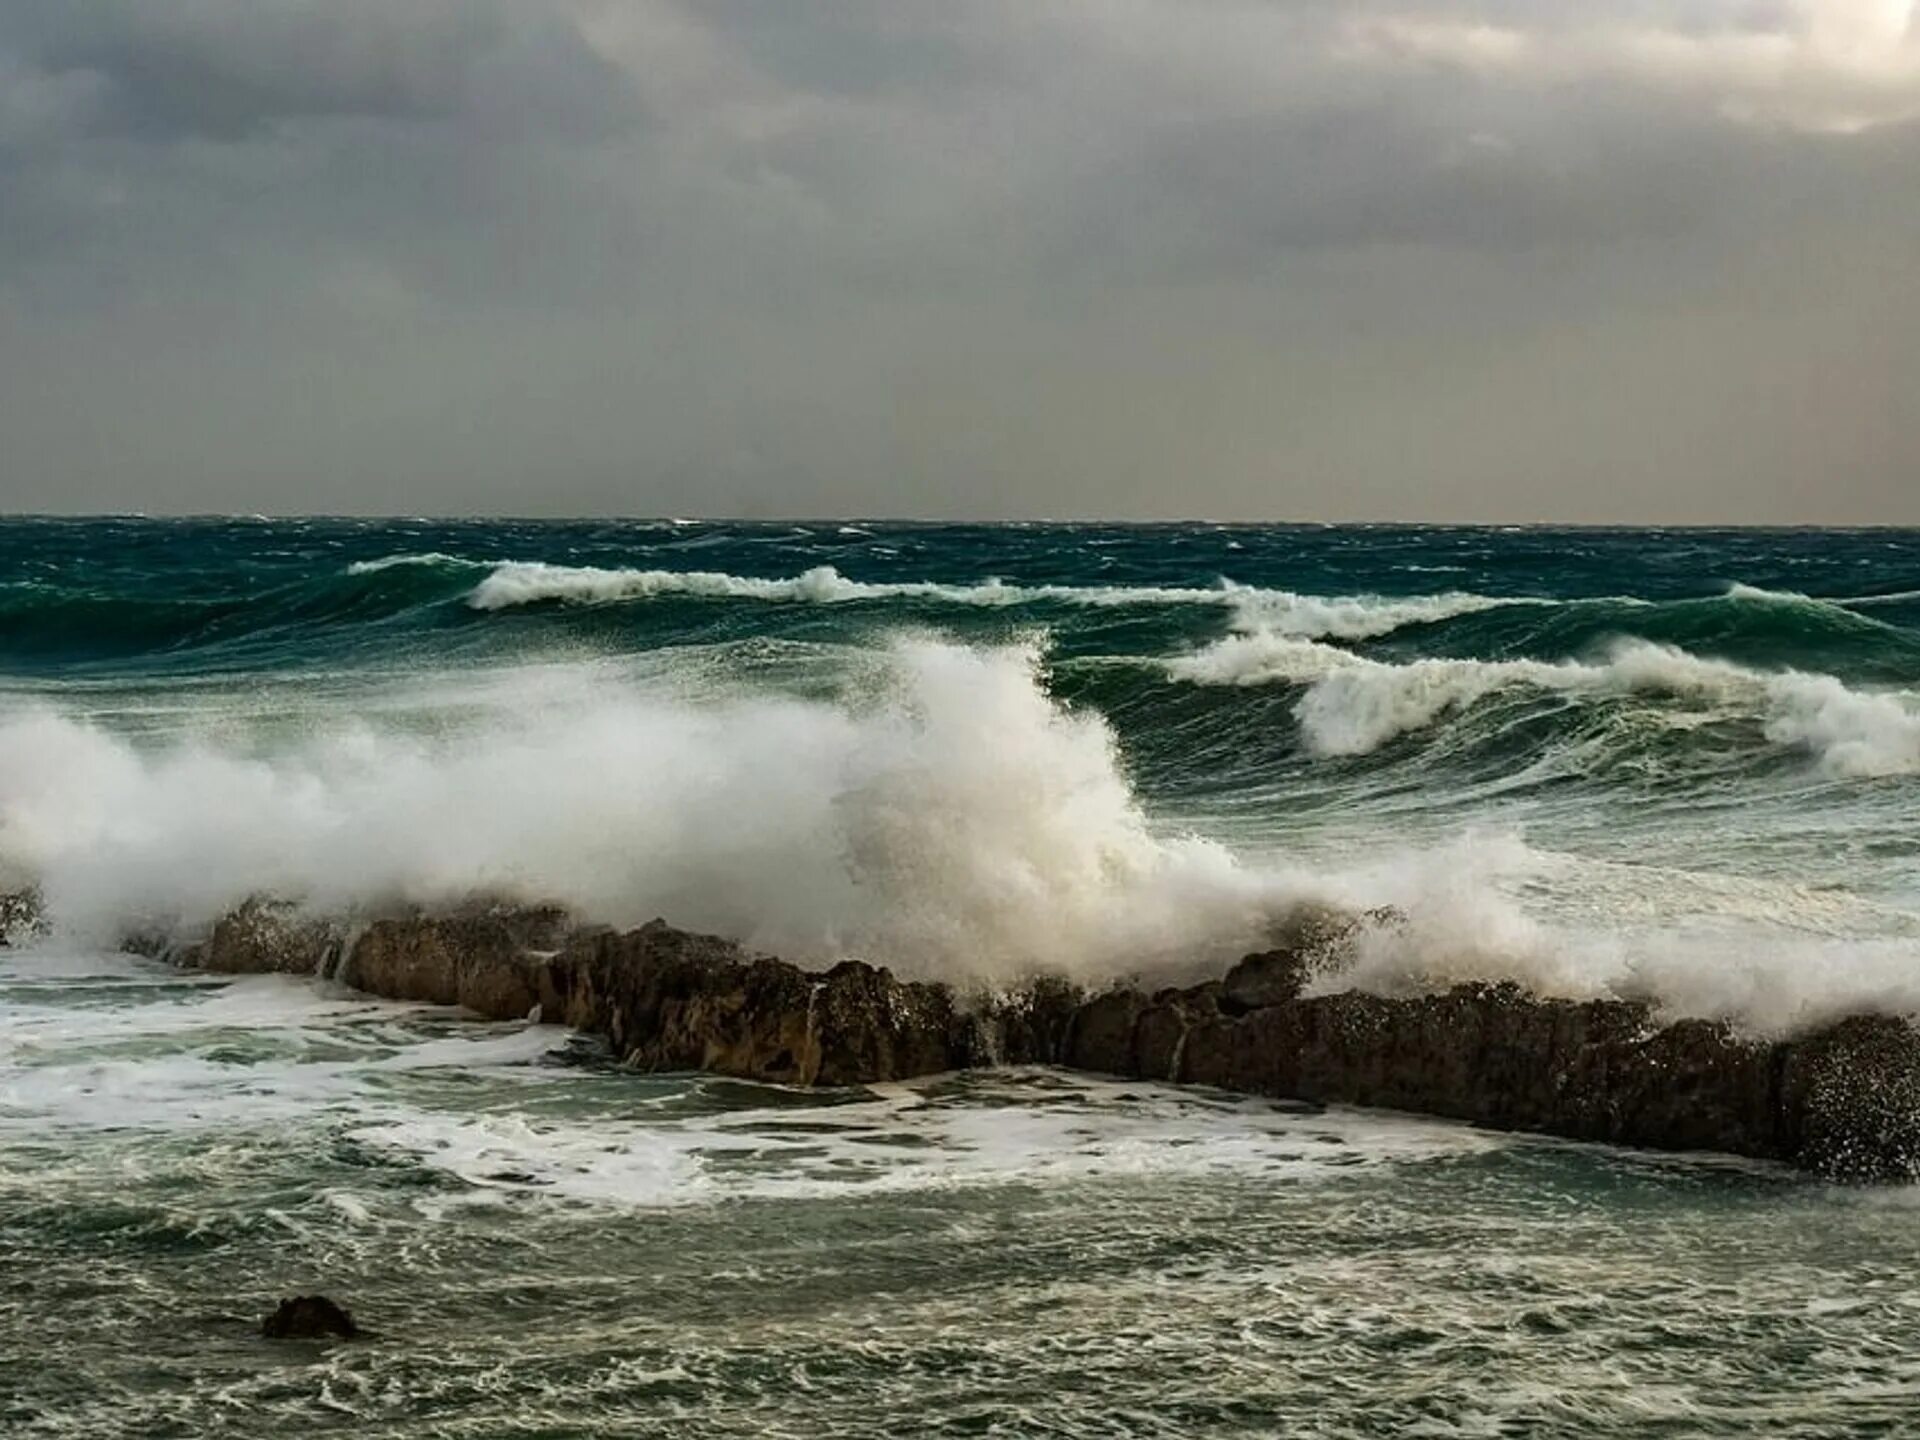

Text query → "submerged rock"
[262,1295,358,1340]
[161,902,1920,1182]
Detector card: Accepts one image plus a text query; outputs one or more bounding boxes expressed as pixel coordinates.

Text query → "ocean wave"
[0,636,1635,1003]
[344,552,481,575]
[1168,629,1920,776]
[7,634,1920,1025]
[1310,832,1920,1033]
[460,558,1511,639]
[1843,588,1920,607]
[1222,586,1514,639]
[0,640,1305,982]
[1724,580,1916,627]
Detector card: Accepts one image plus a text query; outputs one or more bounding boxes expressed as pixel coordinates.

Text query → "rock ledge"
[165,902,1920,1181]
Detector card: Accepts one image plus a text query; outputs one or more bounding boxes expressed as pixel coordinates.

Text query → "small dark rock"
[263,1295,359,1340]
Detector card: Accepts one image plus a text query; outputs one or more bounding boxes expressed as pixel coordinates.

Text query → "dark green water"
[4,520,1920,1432]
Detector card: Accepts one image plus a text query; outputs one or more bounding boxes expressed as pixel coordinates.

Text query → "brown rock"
[1219,949,1310,1014]
[180,897,342,976]
[340,905,569,1017]
[262,1295,358,1341]
[1781,1015,1920,1181]
[158,900,1920,1181]
[1064,987,1146,1075]
[0,886,42,946]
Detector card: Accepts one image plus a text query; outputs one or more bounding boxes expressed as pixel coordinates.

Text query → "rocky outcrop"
[192,897,344,975]
[262,1295,358,1341]
[1778,1016,1920,1181]
[172,905,1010,1085]
[164,901,1920,1181]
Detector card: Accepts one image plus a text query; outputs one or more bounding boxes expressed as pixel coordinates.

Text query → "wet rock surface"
[262,1295,358,1341]
[193,897,343,976]
[0,887,44,946]
[164,902,1920,1180]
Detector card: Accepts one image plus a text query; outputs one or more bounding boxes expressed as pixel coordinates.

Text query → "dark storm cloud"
[3,1,641,139]
[0,1,1914,520]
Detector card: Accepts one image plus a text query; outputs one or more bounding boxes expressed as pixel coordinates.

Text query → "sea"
[4,517,1920,1436]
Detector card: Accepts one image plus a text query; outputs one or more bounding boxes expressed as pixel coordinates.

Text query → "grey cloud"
[4,1,642,140]
[0,1,1914,521]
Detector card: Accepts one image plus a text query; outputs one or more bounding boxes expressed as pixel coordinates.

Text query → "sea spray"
[10,518,1920,1438]
[0,639,1299,980]
[1169,628,1920,774]
[5,518,1920,1027]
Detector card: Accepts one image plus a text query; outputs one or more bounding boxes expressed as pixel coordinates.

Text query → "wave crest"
[459,558,1512,641]
[344,552,479,575]
[6,633,1918,1028]
[0,641,1297,981]
[1169,630,1920,776]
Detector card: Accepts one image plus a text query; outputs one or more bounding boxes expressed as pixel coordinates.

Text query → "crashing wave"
[455,557,1514,640]
[1168,629,1920,776]
[0,639,1302,981]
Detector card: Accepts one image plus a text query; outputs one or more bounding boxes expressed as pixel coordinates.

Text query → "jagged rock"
[177,897,343,976]
[1064,988,1147,1075]
[1068,972,1920,1178]
[1220,903,1404,1013]
[159,900,1920,1181]
[340,905,570,1016]
[1780,1016,1920,1180]
[0,886,44,946]
[262,1295,358,1340]
[974,977,1085,1067]
[542,923,980,1085]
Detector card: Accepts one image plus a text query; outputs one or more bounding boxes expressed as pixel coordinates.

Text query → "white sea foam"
[1288,832,1920,1033]
[5,633,1918,1024]
[1845,588,1920,607]
[1221,584,1515,639]
[1725,581,1815,604]
[0,943,1501,1197]
[0,949,563,1134]
[350,1073,1502,1210]
[1725,581,1907,627]
[1169,628,1920,775]
[452,557,1519,639]
[345,552,476,575]
[0,640,1303,982]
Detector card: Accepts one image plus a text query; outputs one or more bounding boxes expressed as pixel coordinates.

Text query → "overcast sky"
[1,1,1915,521]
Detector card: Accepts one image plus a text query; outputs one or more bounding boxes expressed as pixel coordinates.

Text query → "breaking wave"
[0,640,1300,980]
[1167,626,1920,776]
[460,558,1514,640]
[8,522,1920,1032]
[11,542,1914,673]
[7,631,1920,1028]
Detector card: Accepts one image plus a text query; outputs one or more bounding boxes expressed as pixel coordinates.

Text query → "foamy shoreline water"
[6,941,1918,1438]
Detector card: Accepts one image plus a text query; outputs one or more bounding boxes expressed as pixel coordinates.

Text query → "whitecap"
[461,559,1528,642]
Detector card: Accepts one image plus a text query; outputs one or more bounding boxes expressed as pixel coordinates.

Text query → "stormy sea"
[6,516,1920,1436]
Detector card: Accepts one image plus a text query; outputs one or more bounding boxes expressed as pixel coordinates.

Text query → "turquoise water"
[5,519,1920,1432]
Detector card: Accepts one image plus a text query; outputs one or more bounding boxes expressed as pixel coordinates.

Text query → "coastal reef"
[155,898,1920,1181]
